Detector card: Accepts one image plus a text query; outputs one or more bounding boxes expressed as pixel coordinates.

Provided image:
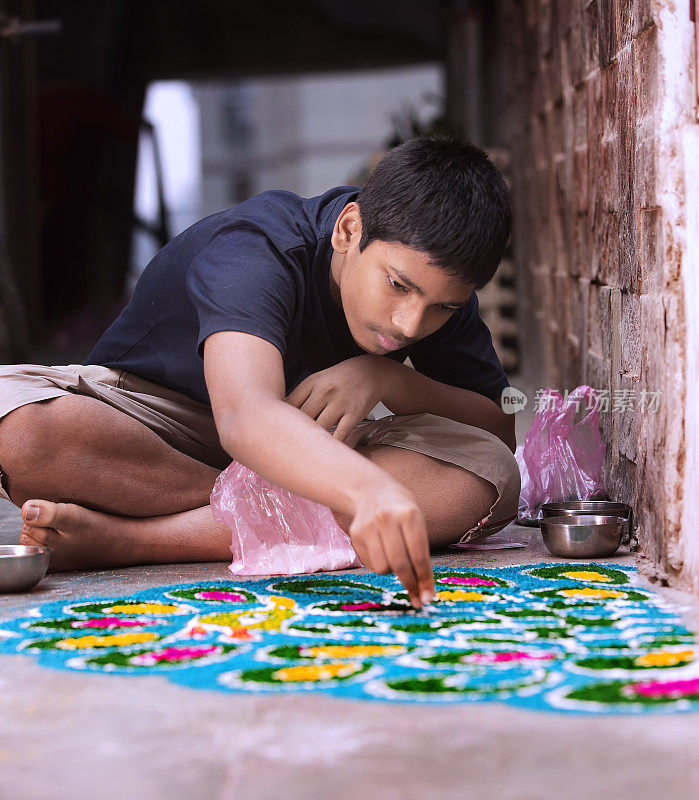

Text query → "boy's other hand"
[348,479,434,609]
[284,355,390,443]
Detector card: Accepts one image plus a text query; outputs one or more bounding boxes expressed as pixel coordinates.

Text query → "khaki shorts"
[0,364,520,543]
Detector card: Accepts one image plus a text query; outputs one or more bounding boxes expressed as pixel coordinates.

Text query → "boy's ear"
[331,202,362,253]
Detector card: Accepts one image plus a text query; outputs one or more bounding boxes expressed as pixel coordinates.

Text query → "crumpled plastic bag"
[516,385,606,524]
[210,460,362,576]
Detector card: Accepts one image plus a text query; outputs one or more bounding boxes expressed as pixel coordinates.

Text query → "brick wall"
[484,0,695,589]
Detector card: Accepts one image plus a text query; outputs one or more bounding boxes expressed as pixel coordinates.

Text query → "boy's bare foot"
[18,499,232,572]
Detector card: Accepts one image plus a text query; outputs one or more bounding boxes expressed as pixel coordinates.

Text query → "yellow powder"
[635,650,695,668]
[57,632,159,650]
[436,590,485,602]
[200,595,296,634]
[273,662,362,682]
[106,603,179,615]
[303,644,404,659]
[559,588,624,599]
[560,570,612,583]
[270,595,295,610]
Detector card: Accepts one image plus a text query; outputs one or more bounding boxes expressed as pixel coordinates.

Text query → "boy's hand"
[285,355,434,607]
[284,355,389,442]
[349,479,435,609]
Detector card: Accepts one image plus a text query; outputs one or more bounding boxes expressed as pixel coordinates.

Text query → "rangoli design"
[1,563,697,714]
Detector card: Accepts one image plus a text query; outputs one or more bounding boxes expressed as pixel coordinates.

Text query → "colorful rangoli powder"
[628,677,699,698]
[1,563,697,715]
[439,577,497,587]
[80,617,156,629]
[435,590,485,602]
[131,645,219,666]
[197,591,247,602]
[56,632,159,650]
[467,650,556,664]
[105,603,179,615]
[559,588,625,599]
[341,601,382,611]
[634,650,695,668]
[560,571,612,583]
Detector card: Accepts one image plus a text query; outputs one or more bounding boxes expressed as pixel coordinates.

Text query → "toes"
[20,499,86,540]
[21,499,60,528]
[20,529,43,547]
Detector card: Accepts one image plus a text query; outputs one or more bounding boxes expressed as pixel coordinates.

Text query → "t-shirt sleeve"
[186,224,299,360]
[407,293,510,403]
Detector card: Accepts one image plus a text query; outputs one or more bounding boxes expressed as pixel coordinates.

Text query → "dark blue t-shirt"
[85,186,509,406]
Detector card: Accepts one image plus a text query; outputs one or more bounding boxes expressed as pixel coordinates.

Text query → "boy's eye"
[388,276,408,293]
[387,275,458,313]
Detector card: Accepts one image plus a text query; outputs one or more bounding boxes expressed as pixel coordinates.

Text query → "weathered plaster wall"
[485,0,697,591]
[653,1,696,593]
[682,123,699,594]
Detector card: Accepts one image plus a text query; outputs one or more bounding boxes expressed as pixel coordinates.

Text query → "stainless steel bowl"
[541,500,631,519]
[539,515,626,558]
[0,545,51,592]
[541,501,632,537]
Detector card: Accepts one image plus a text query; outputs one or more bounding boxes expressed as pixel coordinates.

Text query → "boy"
[0,135,520,609]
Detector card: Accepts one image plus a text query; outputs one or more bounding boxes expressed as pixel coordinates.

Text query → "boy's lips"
[376,332,405,350]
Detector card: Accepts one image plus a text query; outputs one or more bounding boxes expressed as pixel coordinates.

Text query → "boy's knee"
[0,399,78,505]
[429,467,499,548]
[0,403,46,467]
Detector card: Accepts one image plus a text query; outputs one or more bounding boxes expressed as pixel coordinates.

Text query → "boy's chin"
[356,339,378,354]
[356,332,383,354]
[345,324,374,353]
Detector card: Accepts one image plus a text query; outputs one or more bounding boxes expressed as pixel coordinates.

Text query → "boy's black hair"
[355,135,511,290]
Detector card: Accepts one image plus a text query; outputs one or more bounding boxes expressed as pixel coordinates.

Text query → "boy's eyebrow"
[389,266,470,306]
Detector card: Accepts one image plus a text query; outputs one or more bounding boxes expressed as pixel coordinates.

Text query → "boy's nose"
[392,311,423,341]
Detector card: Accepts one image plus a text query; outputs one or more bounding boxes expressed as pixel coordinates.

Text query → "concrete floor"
[1,500,698,800]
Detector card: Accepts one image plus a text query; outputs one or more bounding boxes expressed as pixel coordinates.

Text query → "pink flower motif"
[629,677,699,698]
[132,645,219,665]
[79,617,155,629]
[341,601,382,611]
[469,651,556,663]
[440,577,497,587]
[198,590,247,602]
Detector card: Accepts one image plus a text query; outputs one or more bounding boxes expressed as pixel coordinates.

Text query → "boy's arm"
[380,360,517,453]
[203,330,435,608]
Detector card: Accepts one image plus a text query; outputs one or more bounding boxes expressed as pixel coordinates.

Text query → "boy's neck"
[328,252,343,310]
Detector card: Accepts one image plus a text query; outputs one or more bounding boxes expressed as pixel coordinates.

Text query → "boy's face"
[329,202,476,355]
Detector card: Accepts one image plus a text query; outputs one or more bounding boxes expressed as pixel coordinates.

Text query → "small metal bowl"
[0,545,51,592]
[539,515,626,558]
[541,500,631,519]
[542,500,632,537]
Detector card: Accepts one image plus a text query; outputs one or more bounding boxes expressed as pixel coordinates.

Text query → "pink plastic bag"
[517,385,606,524]
[210,460,362,576]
